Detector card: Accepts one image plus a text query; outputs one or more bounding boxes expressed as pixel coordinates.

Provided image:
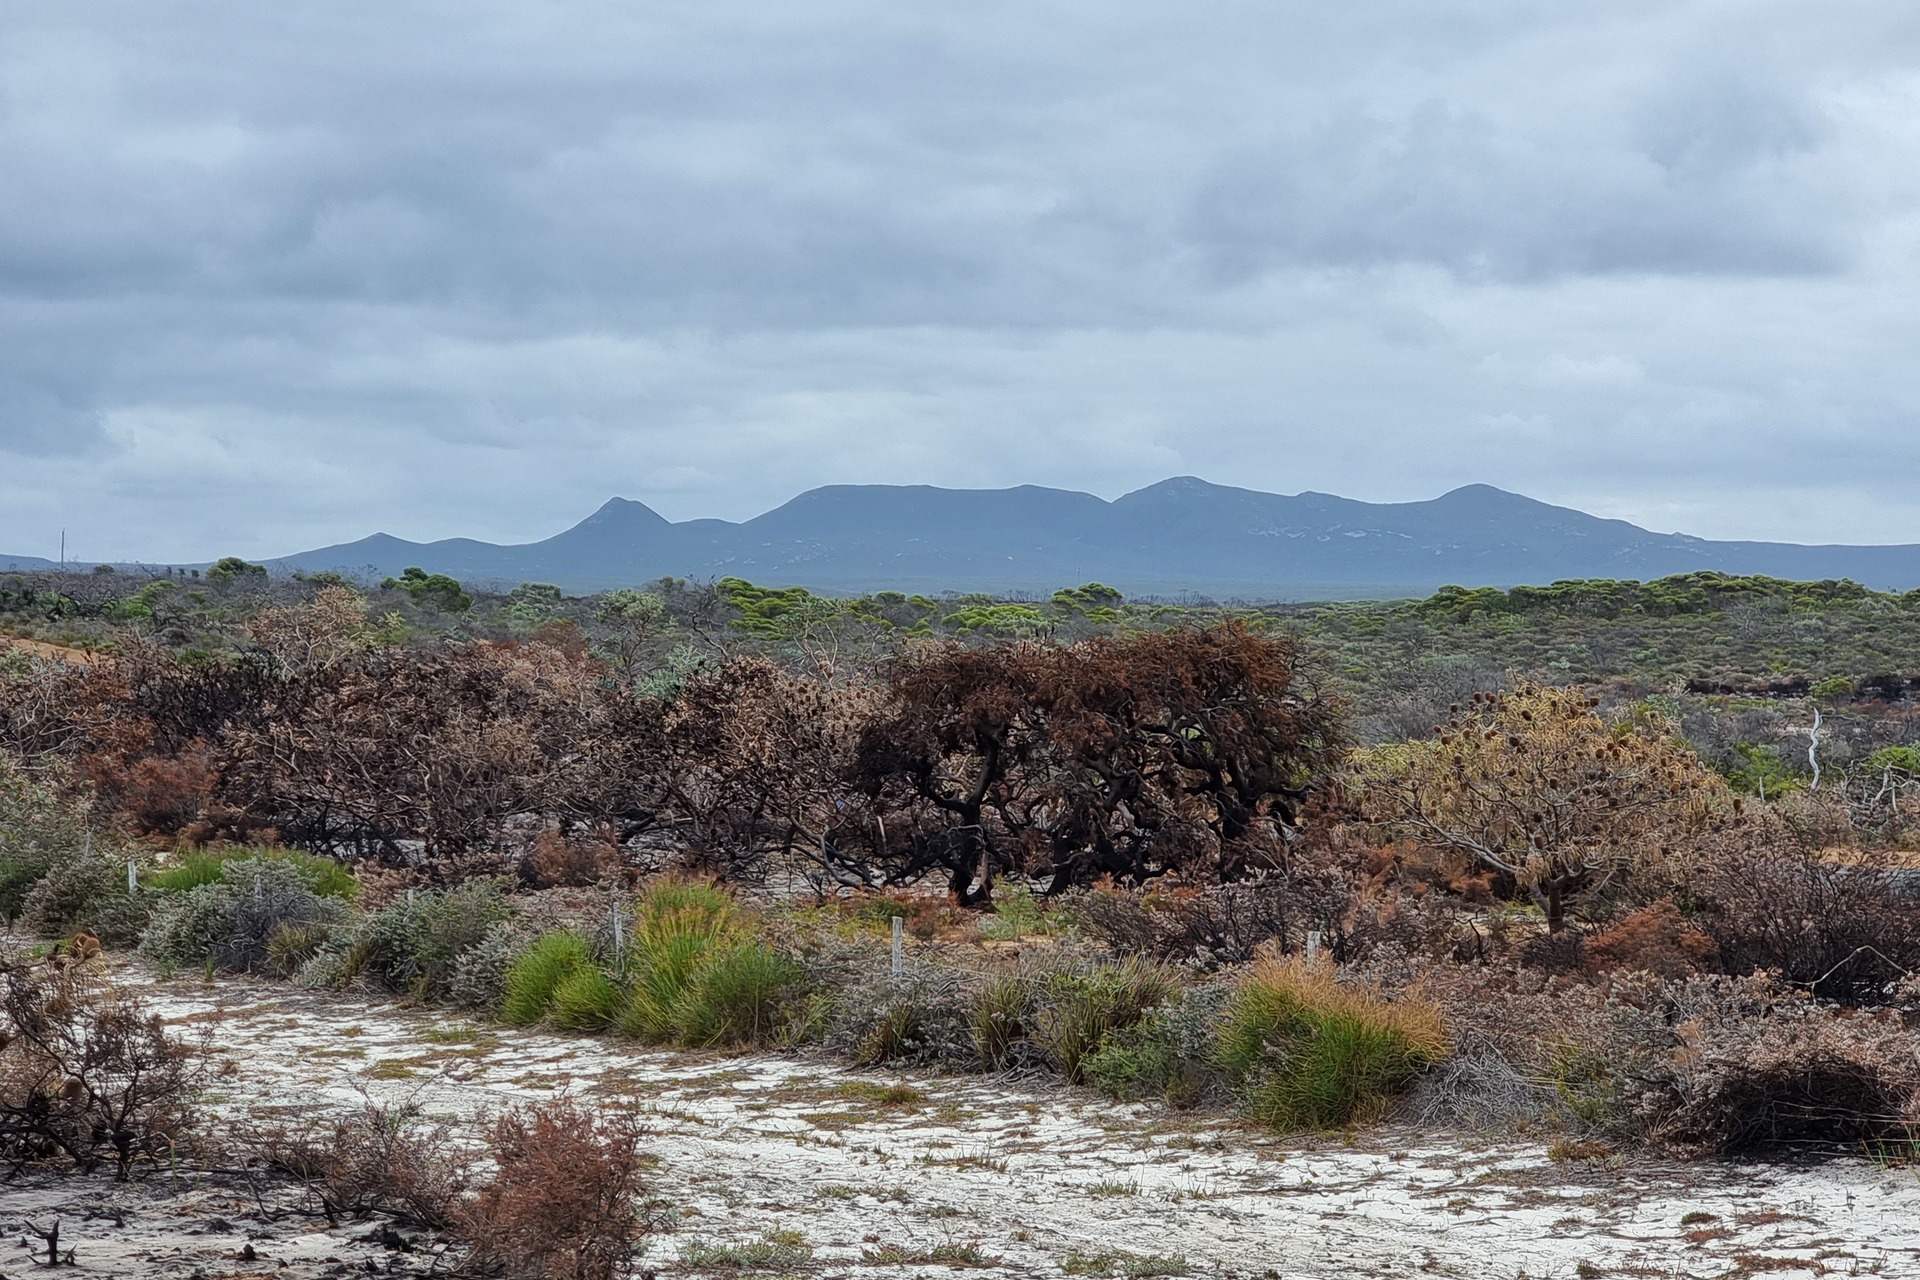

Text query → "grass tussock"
[1216,955,1448,1131]
[549,963,623,1031]
[501,931,592,1026]
[616,877,800,1047]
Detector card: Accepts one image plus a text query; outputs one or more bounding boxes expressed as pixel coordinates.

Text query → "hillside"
[261,477,1920,596]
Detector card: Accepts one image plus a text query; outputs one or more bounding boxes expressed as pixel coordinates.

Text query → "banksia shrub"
[1216,956,1447,1130]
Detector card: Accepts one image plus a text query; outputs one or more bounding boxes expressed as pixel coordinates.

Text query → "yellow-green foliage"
[1216,956,1447,1131]
[550,964,623,1030]
[617,877,800,1047]
[149,846,359,901]
[501,931,592,1025]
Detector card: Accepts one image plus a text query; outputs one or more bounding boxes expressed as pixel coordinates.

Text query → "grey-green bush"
[1032,957,1181,1083]
[1084,986,1229,1108]
[0,758,94,923]
[361,879,517,999]
[140,858,348,972]
[18,856,152,947]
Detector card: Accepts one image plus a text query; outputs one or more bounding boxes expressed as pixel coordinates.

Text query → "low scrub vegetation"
[3,567,1920,1168]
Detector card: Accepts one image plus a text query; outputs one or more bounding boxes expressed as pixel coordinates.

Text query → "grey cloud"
[1,1,1918,558]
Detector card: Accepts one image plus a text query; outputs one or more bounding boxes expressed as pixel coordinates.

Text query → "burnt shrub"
[1583,901,1714,980]
[250,1097,473,1228]
[0,943,201,1176]
[1646,981,1920,1155]
[461,1097,654,1280]
[1687,819,1920,1002]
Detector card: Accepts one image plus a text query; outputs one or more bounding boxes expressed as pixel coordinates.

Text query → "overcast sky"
[5,1,1920,561]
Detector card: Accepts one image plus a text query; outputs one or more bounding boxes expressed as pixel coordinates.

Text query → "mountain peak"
[578,497,670,527]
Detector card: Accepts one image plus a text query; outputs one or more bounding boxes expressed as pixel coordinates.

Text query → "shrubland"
[0,566,1918,1179]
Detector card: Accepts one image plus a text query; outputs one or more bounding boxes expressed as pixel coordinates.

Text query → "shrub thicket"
[140,857,349,972]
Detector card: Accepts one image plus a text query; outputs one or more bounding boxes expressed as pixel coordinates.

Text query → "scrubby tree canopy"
[1358,682,1728,932]
[853,622,1345,902]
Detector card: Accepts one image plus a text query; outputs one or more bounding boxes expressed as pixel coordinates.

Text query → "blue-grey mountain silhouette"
[232,478,1920,598]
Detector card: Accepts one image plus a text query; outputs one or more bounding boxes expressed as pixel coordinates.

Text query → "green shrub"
[0,759,92,922]
[362,879,516,999]
[1083,987,1227,1108]
[146,850,233,894]
[1215,957,1448,1130]
[550,964,623,1031]
[670,943,803,1047]
[1032,957,1180,1083]
[139,859,349,971]
[446,921,519,1010]
[502,932,592,1025]
[139,858,348,972]
[978,886,1051,941]
[18,856,151,946]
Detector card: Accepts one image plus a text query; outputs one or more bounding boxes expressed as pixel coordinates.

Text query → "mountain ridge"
[15,478,1920,599]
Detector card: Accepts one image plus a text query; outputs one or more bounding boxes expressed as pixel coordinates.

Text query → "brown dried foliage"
[460,1098,653,1280]
[852,622,1345,902]
[0,943,200,1177]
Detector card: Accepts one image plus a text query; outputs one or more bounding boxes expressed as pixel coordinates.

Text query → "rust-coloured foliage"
[851,622,1345,902]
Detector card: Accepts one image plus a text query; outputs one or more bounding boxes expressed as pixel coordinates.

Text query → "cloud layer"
[4,0,1919,562]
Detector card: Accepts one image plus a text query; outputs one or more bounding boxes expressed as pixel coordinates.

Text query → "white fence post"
[891,916,905,979]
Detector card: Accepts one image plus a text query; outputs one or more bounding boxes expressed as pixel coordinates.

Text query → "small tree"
[206,556,267,584]
[380,566,471,613]
[1359,683,1726,932]
[594,589,669,679]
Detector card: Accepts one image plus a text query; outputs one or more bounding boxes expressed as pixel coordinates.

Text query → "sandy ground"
[7,969,1916,1280]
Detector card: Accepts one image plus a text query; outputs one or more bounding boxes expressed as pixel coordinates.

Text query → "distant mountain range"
[14,478,1920,599]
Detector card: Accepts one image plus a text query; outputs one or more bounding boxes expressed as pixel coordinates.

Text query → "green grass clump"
[145,850,233,894]
[149,846,358,901]
[616,877,801,1047]
[1215,956,1448,1131]
[1033,956,1180,1083]
[501,931,593,1025]
[861,1242,997,1267]
[672,942,803,1047]
[549,963,623,1030]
